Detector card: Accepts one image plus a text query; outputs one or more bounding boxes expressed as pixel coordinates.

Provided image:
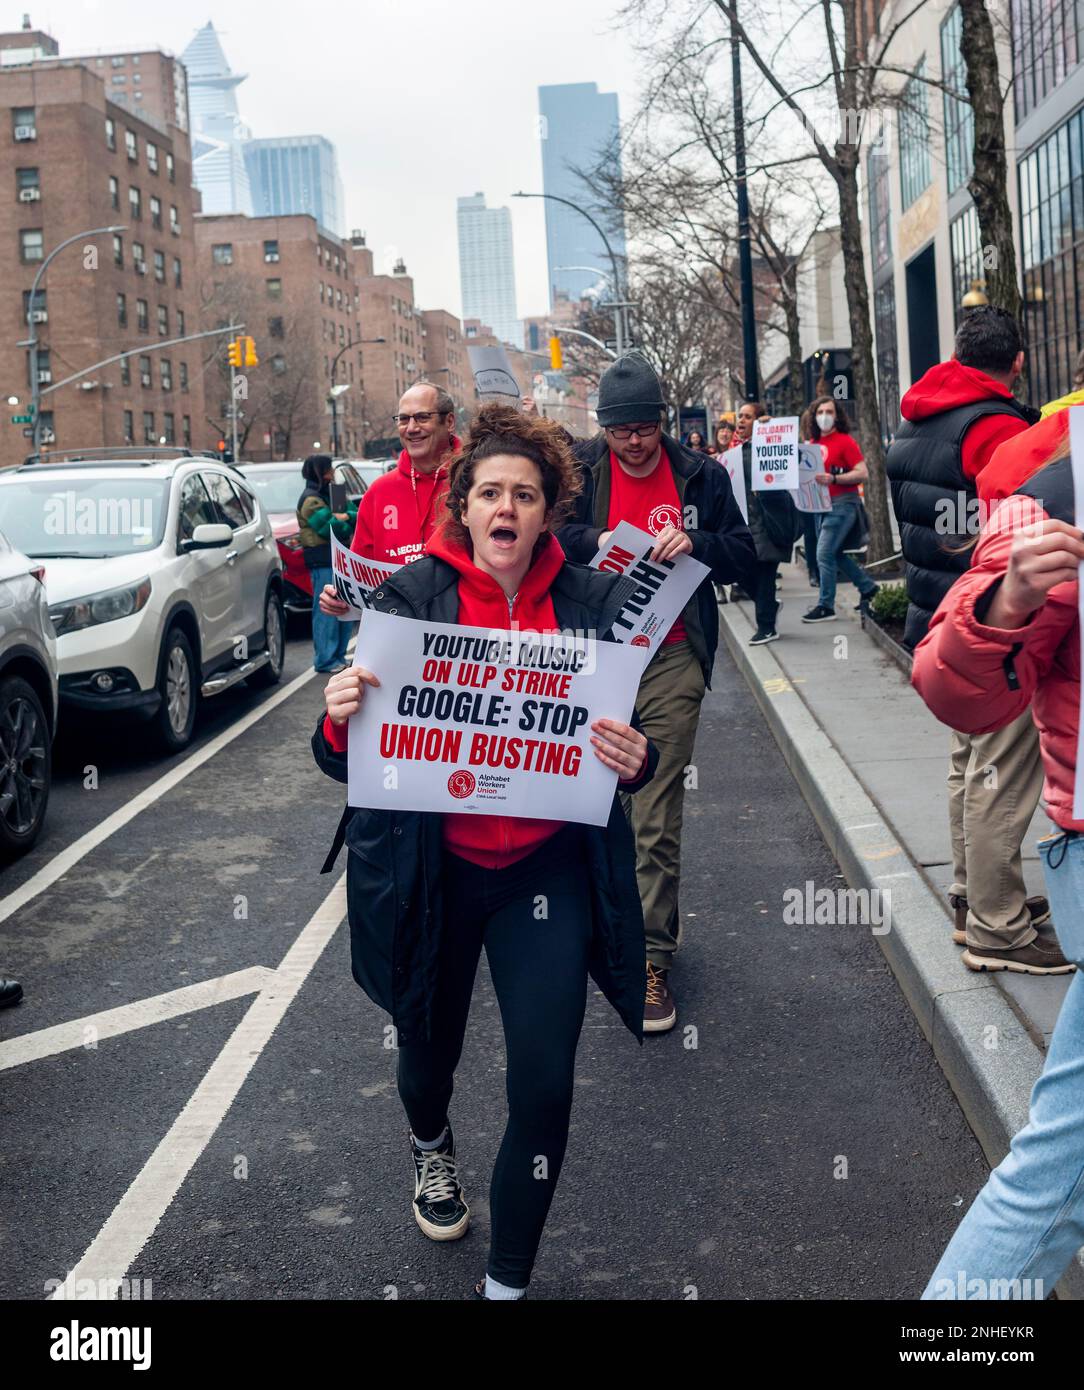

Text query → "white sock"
[485,1275,526,1301]
[411,1126,448,1152]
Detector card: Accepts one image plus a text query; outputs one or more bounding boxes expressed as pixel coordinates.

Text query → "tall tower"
[181,22,252,215]
[457,193,520,348]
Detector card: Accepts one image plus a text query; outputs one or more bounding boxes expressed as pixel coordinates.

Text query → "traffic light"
[216,439,234,463]
[243,335,258,368]
[227,338,242,369]
[548,335,563,370]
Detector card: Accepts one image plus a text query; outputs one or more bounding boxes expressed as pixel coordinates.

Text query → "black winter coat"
[557,432,757,688]
[312,554,660,1045]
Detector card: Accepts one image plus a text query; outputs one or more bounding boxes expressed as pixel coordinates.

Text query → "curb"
[718,596,1084,1300]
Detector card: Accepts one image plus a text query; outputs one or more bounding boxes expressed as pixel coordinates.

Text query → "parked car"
[0,449,285,753]
[0,529,57,856]
[237,460,367,613]
[356,460,398,489]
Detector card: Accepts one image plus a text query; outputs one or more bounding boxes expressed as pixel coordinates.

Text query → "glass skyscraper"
[538,82,626,308]
[244,136,345,237]
[181,22,252,216]
[457,193,521,347]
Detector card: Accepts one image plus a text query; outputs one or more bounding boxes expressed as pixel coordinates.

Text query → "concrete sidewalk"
[717,557,1082,1297]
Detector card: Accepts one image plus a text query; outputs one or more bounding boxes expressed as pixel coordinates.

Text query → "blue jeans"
[921,832,1084,1300]
[309,565,353,671]
[816,496,876,610]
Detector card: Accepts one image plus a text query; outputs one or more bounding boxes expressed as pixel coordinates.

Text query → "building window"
[182,414,191,447]
[111,55,125,68]
[105,116,115,150]
[266,278,282,299]
[874,280,900,444]
[212,243,233,265]
[1013,0,1083,123]
[867,148,892,271]
[139,355,152,387]
[163,411,175,444]
[269,316,284,338]
[143,410,155,444]
[136,299,148,333]
[123,409,134,443]
[150,195,162,230]
[113,73,127,85]
[154,249,165,283]
[319,281,324,301]
[941,7,974,197]
[173,256,182,288]
[180,361,189,392]
[22,288,46,319]
[108,174,119,209]
[899,60,931,209]
[113,233,124,267]
[177,309,185,337]
[271,354,286,374]
[170,205,180,235]
[27,347,49,384]
[125,129,137,161]
[158,305,168,336]
[166,152,175,183]
[147,141,159,174]
[160,358,172,391]
[117,292,127,327]
[129,186,141,220]
[19,228,43,262]
[1020,104,1084,407]
[120,356,131,386]
[16,166,40,198]
[134,244,147,278]
[263,239,280,262]
[950,203,983,326]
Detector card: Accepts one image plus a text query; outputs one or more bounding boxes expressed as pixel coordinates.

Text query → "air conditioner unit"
[13,125,36,141]
[265,253,280,263]
[140,373,152,387]
[37,370,52,384]
[134,261,147,275]
[29,309,47,324]
[39,430,55,444]
[18,187,41,202]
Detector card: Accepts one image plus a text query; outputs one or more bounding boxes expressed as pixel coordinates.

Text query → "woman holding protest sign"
[312,404,657,1301]
[297,454,357,672]
[801,398,879,624]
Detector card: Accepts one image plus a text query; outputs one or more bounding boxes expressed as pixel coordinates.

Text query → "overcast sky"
[42,0,643,323]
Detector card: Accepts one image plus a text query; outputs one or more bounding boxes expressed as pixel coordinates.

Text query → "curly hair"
[808,396,853,440]
[441,403,583,547]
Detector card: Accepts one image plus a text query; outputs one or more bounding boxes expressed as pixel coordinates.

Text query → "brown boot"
[950,894,1052,946]
[962,933,1076,975]
[644,963,677,1033]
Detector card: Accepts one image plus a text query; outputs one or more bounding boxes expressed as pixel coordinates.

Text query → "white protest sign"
[467,344,521,402]
[721,444,748,522]
[590,520,710,656]
[751,416,800,491]
[348,611,645,825]
[330,531,403,619]
[795,442,832,514]
[1069,407,1084,819]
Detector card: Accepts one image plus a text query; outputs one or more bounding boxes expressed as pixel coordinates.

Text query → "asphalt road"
[0,617,990,1301]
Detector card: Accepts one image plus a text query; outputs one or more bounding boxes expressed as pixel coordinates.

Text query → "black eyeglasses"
[395,411,447,427]
[607,421,660,441]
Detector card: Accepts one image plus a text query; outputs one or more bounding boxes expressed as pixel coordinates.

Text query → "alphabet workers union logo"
[762,472,774,485]
[647,503,682,534]
[631,634,651,648]
[447,769,476,799]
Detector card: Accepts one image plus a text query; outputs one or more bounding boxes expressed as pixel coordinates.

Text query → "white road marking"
[52,875,347,1298]
[0,967,278,1072]
[0,662,325,928]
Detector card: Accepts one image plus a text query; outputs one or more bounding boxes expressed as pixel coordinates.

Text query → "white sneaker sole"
[643,1009,677,1033]
[961,950,1076,976]
[414,1201,470,1241]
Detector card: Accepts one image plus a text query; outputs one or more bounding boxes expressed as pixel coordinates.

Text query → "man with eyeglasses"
[559,354,755,1033]
[318,381,460,616]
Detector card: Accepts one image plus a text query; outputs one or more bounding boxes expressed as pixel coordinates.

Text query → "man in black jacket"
[559,354,755,1031]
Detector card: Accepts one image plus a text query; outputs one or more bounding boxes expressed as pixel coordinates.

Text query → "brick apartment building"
[195,213,372,459]
[0,47,205,467]
[420,308,471,408]
[355,258,425,443]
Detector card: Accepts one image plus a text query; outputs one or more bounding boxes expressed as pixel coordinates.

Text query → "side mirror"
[183,522,232,551]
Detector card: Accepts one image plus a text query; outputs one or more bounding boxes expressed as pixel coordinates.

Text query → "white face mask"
[816,411,835,433]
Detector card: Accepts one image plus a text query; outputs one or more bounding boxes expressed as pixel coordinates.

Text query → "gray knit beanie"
[595,353,667,427]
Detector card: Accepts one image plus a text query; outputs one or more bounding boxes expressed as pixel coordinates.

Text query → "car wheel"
[152,627,197,752]
[247,589,285,689]
[0,675,51,858]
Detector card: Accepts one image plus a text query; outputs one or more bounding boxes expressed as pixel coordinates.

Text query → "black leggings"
[396,826,593,1288]
[753,558,780,632]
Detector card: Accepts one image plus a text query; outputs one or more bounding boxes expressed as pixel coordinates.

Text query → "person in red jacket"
[912,426,1084,1299]
[314,405,655,1300]
[317,380,460,616]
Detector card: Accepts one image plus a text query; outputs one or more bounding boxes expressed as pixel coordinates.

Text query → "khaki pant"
[620,640,706,969]
[948,710,1045,950]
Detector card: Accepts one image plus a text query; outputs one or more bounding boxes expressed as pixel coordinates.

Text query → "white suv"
[0,451,285,752]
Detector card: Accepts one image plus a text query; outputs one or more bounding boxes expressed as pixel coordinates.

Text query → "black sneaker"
[410,1125,469,1240]
[468,1275,528,1300]
[855,584,880,614]
[801,604,837,623]
[749,628,779,645]
[730,585,749,602]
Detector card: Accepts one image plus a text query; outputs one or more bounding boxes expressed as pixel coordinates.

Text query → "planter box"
[861,611,913,674]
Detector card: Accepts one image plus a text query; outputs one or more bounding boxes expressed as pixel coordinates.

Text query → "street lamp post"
[22,224,126,452]
[329,333,385,456]
[729,0,760,400]
[512,192,629,354]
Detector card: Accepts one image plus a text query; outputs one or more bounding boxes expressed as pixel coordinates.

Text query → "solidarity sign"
[590,521,710,658]
[348,610,645,824]
[751,416,799,491]
[330,532,402,619]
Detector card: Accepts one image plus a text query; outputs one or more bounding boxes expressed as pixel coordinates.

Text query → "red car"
[238,461,367,614]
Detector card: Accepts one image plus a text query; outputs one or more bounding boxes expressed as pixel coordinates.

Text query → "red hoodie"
[978,408,1071,507]
[900,360,1029,482]
[350,440,459,563]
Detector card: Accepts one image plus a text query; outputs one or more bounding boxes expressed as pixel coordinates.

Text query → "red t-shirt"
[606,450,687,645]
[818,430,864,496]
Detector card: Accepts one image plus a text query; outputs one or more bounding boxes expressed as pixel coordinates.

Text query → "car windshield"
[357,464,389,488]
[0,476,170,557]
[238,466,304,515]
